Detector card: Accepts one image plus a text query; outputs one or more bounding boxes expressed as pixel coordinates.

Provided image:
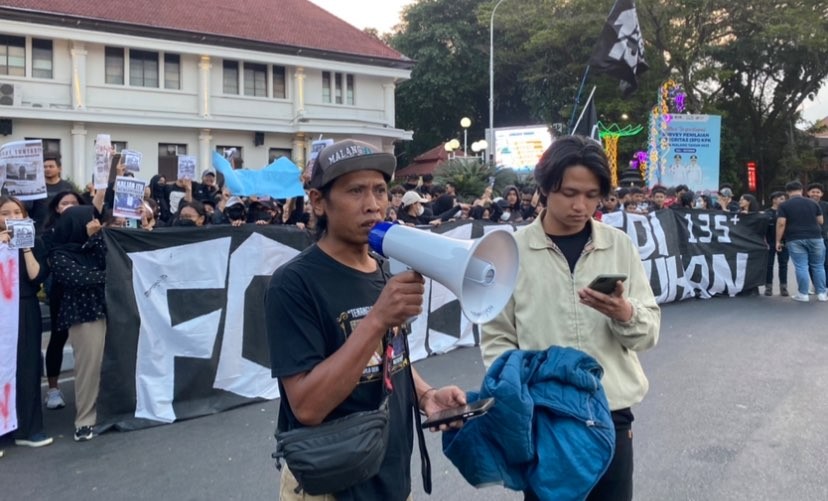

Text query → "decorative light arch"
[598,122,644,187]
[647,79,686,185]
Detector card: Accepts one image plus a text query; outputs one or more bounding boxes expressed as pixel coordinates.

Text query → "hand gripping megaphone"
[368,222,519,324]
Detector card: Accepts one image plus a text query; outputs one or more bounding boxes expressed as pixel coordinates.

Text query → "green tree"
[388,0,491,166]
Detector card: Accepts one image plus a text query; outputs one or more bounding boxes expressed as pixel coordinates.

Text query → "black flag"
[589,0,648,97]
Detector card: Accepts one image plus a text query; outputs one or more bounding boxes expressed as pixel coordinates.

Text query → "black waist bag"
[273,397,390,496]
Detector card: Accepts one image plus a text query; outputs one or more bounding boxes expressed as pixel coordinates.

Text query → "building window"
[244,63,267,97]
[31,39,53,79]
[269,148,292,163]
[159,143,187,156]
[322,71,354,105]
[223,60,239,94]
[112,141,128,152]
[130,49,159,87]
[273,65,286,99]
[164,53,180,90]
[105,47,125,85]
[322,71,331,103]
[26,137,60,153]
[0,35,25,77]
[218,146,243,168]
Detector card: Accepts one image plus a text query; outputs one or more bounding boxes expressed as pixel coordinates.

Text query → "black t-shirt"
[818,200,828,238]
[778,196,823,241]
[265,245,414,501]
[547,223,592,274]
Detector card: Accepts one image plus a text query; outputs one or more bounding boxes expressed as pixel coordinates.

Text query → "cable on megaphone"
[368,222,519,324]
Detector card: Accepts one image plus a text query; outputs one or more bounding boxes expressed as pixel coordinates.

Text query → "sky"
[307,0,828,125]
[308,0,414,34]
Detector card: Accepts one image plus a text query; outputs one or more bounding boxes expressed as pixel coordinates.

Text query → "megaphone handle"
[389,257,409,275]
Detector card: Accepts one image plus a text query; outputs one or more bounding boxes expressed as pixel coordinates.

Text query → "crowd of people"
[1,141,827,500]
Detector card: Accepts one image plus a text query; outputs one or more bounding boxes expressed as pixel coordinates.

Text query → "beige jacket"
[482,213,660,410]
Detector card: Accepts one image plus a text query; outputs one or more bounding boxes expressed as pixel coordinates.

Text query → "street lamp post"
[460,117,471,156]
[489,0,507,163]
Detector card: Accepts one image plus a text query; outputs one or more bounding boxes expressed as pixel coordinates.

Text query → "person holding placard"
[0,195,54,451]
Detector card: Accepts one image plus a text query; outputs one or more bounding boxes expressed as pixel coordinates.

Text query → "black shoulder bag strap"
[403,329,432,494]
[374,253,431,494]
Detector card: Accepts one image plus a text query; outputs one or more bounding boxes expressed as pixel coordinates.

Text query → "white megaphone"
[368,222,519,324]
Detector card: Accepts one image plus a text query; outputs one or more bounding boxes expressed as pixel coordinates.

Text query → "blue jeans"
[787,239,827,295]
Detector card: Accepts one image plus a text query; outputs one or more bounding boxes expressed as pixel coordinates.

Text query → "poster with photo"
[95,134,112,189]
[0,139,46,201]
[177,155,196,180]
[113,176,148,219]
[305,138,334,181]
[122,149,142,172]
[4,218,35,249]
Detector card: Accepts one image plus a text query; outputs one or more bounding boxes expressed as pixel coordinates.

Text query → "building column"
[293,67,306,118]
[292,133,306,168]
[382,82,396,127]
[198,56,212,118]
[199,129,212,174]
[70,123,87,184]
[70,42,87,110]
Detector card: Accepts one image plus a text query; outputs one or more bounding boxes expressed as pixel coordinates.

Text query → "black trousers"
[766,246,789,285]
[14,296,45,439]
[524,419,633,501]
[45,283,68,379]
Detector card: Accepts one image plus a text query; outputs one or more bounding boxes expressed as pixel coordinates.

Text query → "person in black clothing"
[194,171,219,204]
[148,175,170,223]
[266,139,465,500]
[398,191,437,226]
[48,204,107,441]
[776,181,826,302]
[807,182,828,284]
[41,190,87,408]
[26,152,77,231]
[0,196,54,451]
[764,191,789,296]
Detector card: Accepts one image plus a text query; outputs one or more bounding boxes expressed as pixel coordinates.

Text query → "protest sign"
[113,176,148,219]
[0,245,19,434]
[95,134,112,189]
[5,218,35,249]
[0,139,46,201]
[122,150,142,172]
[177,155,197,180]
[305,138,334,181]
[98,213,766,430]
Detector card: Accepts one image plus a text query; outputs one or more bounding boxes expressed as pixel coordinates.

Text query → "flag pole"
[567,66,591,134]
[571,85,597,135]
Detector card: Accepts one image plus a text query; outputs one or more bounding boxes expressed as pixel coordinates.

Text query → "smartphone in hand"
[587,274,628,295]
[421,398,495,429]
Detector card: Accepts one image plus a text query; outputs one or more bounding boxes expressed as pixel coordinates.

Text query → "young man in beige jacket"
[482,135,660,501]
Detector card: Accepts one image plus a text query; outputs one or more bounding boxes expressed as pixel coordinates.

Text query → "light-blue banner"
[651,114,721,192]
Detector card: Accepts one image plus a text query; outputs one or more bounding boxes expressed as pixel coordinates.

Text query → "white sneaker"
[809,287,816,295]
[792,293,810,303]
[45,388,65,409]
[818,293,828,302]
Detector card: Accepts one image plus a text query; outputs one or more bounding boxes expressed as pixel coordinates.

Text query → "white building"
[0,0,413,185]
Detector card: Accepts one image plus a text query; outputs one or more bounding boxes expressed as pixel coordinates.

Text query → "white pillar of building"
[382,82,396,127]
[198,56,212,118]
[70,122,87,184]
[70,41,87,110]
[292,133,306,168]
[293,67,306,118]
[199,129,212,174]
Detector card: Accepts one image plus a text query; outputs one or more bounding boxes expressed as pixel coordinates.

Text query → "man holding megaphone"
[265,139,466,501]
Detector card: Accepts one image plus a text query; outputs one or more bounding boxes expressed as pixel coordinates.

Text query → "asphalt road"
[3,292,828,501]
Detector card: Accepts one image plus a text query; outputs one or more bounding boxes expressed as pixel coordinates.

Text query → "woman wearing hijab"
[49,205,107,442]
[0,196,54,454]
[41,190,86,410]
[148,174,170,224]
